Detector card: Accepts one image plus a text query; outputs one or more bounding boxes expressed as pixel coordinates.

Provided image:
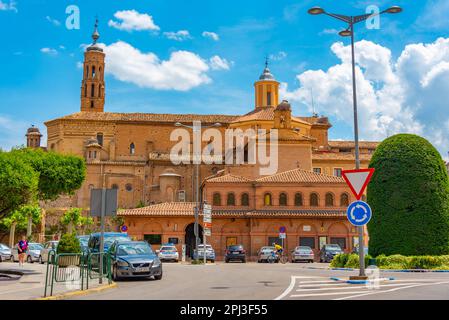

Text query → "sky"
[0,0,448,159]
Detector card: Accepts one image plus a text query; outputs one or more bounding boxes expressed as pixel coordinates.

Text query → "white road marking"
[334,280,449,300]
[274,276,326,300]
[296,282,420,292]
[291,291,369,297]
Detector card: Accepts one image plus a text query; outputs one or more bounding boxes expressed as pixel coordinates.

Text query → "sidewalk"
[0,261,110,300]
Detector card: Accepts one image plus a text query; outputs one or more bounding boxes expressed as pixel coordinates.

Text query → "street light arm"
[323,12,352,23]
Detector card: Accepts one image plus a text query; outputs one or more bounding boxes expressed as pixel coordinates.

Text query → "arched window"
[340,193,349,207]
[227,193,235,206]
[130,143,135,155]
[90,101,94,108]
[213,193,221,206]
[310,193,319,207]
[325,193,334,207]
[96,133,103,146]
[241,193,249,206]
[279,193,288,206]
[84,84,87,97]
[92,66,96,79]
[264,193,272,206]
[98,84,101,98]
[91,83,95,97]
[294,193,303,206]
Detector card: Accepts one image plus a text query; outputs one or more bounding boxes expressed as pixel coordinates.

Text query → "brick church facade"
[33,23,379,260]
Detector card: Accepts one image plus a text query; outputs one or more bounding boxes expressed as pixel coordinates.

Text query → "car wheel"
[112,265,120,281]
[39,256,43,264]
[0,256,2,263]
[242,259,246,263]
[27,255,32,263]
[10,255,15,262]
[154,272,163,280]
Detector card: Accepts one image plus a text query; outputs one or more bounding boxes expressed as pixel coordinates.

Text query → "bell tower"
[81,19,105,112]
[254,58,279,109]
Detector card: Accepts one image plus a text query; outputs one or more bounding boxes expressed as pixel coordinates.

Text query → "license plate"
[232,251,239,254]
[135,267,150,272]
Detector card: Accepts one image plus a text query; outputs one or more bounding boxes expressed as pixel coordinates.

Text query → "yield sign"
[342,168,375,200]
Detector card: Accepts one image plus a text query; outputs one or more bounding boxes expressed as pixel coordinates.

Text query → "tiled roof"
[119,202,197,216]
[312,153,372,161]
[46,112,239,124]
[118,202,345,217]
[256,168,345,184]
[328,140,379,149]
[232,107,310,125]
[206,174,252,183]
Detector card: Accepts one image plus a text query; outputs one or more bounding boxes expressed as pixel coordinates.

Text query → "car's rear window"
[160,246,177,251]
[229,245,243,250]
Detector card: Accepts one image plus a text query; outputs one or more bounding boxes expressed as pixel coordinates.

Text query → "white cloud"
[319,28,339,36]
[0,0,17,12]
[415,0,449,31]
[40,47,58,55]
[209,55,231,70]
[163,30,192,41]
[269,51,287,61]
[100,41,215,91]
[202,31,219,41]
[280,38,449,155]
[108,10,160,32]
[46,15,61,26]
[0,115,29,150]
[76,61,83,69]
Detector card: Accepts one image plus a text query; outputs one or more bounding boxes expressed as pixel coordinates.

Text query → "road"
[70,262,449,300]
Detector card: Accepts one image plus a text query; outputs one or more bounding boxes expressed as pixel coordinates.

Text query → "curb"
[36,282,117,300]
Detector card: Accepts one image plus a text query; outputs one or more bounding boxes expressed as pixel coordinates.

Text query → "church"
[32,22,379,260]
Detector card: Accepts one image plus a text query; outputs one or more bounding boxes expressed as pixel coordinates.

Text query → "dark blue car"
[88,232,131,253]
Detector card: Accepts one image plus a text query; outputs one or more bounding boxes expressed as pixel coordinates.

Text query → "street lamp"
[308,5,402,278]
[174,121,221,261]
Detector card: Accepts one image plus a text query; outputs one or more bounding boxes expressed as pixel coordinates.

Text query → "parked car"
[11,242,43,263]
[291,246,314,263]
[0,244,11,262]
[319,244,343,263]
[76,235,90,254]
[225,244,246,263]
[257,246,278,263]
[88,232,132,253]
[193,244,215,262]
[109,240,162,280]
[157,244,179,262]
[39,241,59,263]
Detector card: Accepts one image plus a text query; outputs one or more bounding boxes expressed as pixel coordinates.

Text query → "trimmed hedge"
[330,254,449,270]
[367,134,449,256]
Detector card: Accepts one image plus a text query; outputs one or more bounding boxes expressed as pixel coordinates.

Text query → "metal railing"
[44,250,112,297]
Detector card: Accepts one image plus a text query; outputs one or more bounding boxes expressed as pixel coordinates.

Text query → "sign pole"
[99,188,106,284]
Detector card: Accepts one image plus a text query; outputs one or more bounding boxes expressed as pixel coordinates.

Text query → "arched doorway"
[185,223,203,258]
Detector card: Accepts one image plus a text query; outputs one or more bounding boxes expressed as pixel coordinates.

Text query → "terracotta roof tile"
[206,174,252,183]
[46,112,239,124]
[312,153,372,161]
[328,140,379,149]
[118,203,346,217]
[232,107,310,125]
[256,168,345,184]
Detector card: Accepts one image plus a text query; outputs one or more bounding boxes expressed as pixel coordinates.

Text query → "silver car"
[257,246,278,263]
[39,241,59,264]
[0,244,11,262]
[292,246,315,263]
[157,245,179,262]
[11,243,43,263]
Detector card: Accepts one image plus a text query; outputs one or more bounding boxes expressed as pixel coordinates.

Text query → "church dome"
[276,100,291,111]
[26,126,41,135]
[259,67,275,80]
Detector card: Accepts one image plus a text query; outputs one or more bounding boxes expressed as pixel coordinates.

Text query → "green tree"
[0,152,39,219]
[20,204,42,238]
[367,134,449,256]
[61,208,83,234]
[1,210,27,248]
[11,148,86,201]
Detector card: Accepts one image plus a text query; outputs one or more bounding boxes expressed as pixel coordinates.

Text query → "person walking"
[17,236,28,266]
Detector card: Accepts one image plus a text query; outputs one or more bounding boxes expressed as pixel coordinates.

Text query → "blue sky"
[0,0,448,158]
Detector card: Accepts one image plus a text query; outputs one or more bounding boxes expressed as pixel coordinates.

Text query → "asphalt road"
[70,262,449,300]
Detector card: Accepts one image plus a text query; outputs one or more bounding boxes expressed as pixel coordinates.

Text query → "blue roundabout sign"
[346,201,372,226]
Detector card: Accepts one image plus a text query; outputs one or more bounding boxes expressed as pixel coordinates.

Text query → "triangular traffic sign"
[342,168,375,200]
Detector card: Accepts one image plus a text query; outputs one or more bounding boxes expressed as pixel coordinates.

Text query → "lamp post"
[175,121,221,261]
[308,5,402,278]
